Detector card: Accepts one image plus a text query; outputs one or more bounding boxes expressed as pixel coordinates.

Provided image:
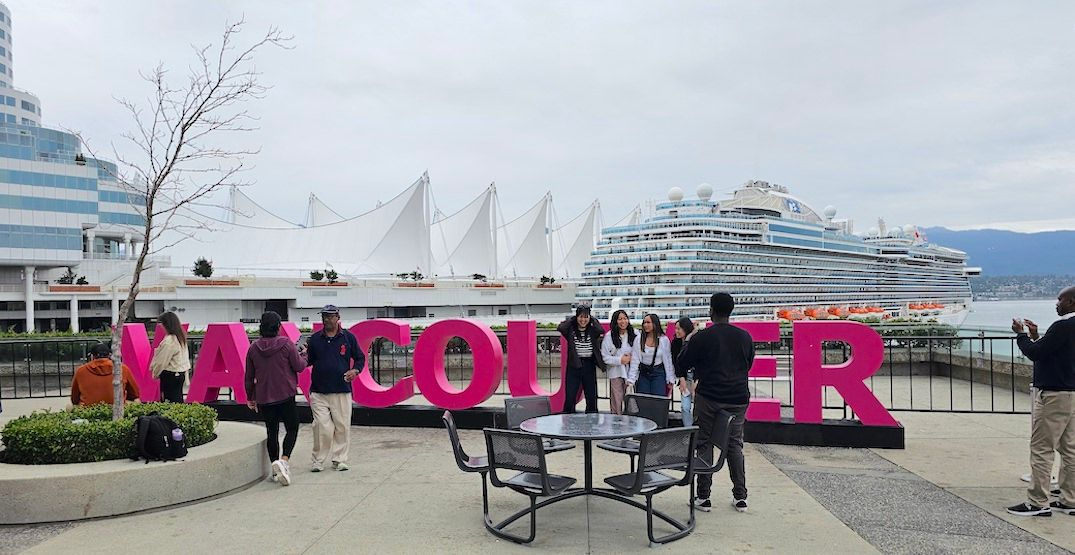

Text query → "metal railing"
[0,332,1032,415]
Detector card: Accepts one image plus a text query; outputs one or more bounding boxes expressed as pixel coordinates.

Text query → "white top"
[601,331,637,380]
[628,335,676,385]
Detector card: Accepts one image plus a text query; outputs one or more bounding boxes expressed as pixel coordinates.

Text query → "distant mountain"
[922,227,1075,276]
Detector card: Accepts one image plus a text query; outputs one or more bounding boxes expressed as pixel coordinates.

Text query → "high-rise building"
[0,1,145,332]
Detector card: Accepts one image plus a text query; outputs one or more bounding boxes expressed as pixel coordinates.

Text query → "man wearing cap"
[70,342,141,407]
[300,305,364,472]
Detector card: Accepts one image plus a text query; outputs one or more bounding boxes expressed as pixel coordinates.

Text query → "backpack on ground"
[132,413,188,463]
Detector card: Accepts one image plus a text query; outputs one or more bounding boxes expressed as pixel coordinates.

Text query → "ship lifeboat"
[909,304,925,310]
[867,306,884,313]
[788,310,805,321]
[777,309,791,320]
[804,308,821,319]
[849,307,867,314]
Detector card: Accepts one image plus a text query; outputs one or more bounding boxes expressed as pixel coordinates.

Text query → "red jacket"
[71,358,140,407]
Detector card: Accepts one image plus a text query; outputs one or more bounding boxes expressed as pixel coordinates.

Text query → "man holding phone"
[300,305,364,472]
[1007,286,1075,516]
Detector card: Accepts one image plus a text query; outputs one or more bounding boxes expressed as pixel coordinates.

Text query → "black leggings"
[159,371,185,403]
[563,358,598,413]
[261,398,299,461]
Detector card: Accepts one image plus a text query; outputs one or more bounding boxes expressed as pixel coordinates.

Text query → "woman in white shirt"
[150,311,191,403]
[629,313,676,397]
[601,309,636,415]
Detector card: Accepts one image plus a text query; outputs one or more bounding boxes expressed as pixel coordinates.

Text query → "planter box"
[395,282,436,288]
[301,281,349,287]
[184,279,240,286]
[473,283,505,288]
[48,285,101,293]
[535,284,563,289]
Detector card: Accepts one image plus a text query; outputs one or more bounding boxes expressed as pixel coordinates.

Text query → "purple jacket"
[244,336,307,405]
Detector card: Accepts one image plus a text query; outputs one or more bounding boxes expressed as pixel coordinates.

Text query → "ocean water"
[963,299,1060,332]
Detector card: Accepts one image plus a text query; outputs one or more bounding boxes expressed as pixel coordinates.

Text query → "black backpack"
[132,413,188,463]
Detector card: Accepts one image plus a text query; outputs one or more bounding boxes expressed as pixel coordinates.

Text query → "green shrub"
[1,402,217,465]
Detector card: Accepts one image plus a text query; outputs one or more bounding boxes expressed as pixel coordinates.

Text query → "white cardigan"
[628,335,676,385]
[601,331,637,380]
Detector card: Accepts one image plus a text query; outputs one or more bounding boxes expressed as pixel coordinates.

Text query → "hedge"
[0,402,218,465]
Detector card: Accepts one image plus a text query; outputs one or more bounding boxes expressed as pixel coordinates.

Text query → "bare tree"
[86,20,290,420]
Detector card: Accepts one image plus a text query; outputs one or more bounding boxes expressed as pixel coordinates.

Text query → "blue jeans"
[680,379,694,427]
[634,369,667,396]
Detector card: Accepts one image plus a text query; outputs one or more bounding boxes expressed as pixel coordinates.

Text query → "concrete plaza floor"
[1,397,1073,554]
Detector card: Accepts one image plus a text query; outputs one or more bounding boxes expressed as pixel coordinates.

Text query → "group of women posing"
[557,306,697,424]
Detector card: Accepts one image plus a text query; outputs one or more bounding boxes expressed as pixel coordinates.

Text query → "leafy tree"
[192,257,214,279]
[325,269,338,283]
[309,270,324,281]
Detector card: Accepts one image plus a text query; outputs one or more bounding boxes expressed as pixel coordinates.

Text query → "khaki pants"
[311,392,353,466]
[1028,390,1075,506]
[609,378,626,415]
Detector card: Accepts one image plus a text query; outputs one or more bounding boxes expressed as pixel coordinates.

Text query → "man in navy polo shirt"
[300,305,364,472]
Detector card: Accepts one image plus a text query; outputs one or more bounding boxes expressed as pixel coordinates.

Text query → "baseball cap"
[89,342,111,357]
[320,304,340,315]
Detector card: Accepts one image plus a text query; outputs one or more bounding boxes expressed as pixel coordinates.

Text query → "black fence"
[0,332,1033,415]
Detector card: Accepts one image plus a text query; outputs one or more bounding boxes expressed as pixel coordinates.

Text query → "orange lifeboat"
[868,306,884,313]
[777,309,791,320]
[909,304,925,310]
[804,308,821,319]
[849,307,866,314]
[788,310,805,321]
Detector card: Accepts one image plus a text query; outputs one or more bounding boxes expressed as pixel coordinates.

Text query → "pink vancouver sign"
[119,319,899,427]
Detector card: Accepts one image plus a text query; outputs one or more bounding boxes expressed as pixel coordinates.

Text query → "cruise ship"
[577,181,979,325]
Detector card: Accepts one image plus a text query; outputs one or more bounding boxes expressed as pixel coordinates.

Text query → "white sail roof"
[551,201,598,279]
[160,175,431,275]
[430,185,496,278]
[610,205,642,228]
[306,194,346,227]
[229,187,301,228]
[497,194,551,279]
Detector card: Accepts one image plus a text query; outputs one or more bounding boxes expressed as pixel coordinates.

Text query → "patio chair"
[604,426,698,545]
[483,428,577,544]
[442,410,490,514]
[504,396,575,454]
[597,393,670,471]
[688,409,737,476]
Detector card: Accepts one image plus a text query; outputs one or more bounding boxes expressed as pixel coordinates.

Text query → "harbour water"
[963,299,1059,332]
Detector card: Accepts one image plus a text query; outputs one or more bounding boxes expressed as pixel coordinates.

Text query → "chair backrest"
[710,410,737,471]
[483,428,552,493]
[443,410,482,473]
[625,393,670,428]
[504,395,553,430]
[617,426,696,494]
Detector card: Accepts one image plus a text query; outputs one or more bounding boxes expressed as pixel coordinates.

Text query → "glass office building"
[0,1,145,332]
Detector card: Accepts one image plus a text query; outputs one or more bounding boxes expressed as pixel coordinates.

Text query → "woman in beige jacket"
[150,311,190,403]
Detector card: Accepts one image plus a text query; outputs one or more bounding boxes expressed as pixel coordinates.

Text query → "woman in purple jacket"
[245,311,307,486]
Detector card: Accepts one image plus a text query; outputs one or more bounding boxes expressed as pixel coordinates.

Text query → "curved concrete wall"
[0,421,266,524]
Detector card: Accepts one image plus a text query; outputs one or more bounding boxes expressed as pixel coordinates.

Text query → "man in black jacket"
[677,292,754,513]
[1007,286,1075,517]
[557,305,606,413]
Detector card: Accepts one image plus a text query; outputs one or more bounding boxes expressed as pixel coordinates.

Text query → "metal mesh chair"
[604,426,698,545]
[504,396,575,453]
[442,411,489,514]
[597,393,670,470]
[689,409,737,475]
[483,428,577,544]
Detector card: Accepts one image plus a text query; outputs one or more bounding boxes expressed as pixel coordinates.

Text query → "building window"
[20,100,35,113]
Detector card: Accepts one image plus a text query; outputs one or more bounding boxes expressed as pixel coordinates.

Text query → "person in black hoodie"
[557,306,606,413]
[1007,286,1075,517]
[677,292,754,513]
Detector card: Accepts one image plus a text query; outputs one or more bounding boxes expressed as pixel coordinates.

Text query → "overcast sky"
[8,0,1075,232]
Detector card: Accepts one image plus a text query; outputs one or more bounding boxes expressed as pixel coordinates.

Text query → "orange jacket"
[70,358,140,407]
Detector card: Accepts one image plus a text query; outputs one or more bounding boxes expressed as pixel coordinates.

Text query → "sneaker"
[733,498,748,512]
[1006,502,1051,517]
[271,460,291,486]
[334,462,350,472]
[1052,488,1062,497]
[311,463,324,472]
[1050,501,1075,515]
[692,498,711,512]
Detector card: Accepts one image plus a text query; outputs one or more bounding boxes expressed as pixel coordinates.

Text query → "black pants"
[694,394,748,501]
[261,398,300,461]
[563,358,598,413]
[159,371,186,403]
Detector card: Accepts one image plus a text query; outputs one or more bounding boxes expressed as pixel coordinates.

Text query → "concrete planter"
[184,280,240,286]
[47,285,101,293]
[535,284,562,289]
[0,421,266,524]
[395,282,435,288]
[473,283,505,288]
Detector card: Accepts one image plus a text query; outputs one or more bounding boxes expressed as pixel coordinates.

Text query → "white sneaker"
[334,462,350,472]
[272,460,291,486]
[733,498,748,512]
[311,463,324,472]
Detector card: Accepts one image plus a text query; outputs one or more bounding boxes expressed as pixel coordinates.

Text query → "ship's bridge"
[718,180,823,224]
